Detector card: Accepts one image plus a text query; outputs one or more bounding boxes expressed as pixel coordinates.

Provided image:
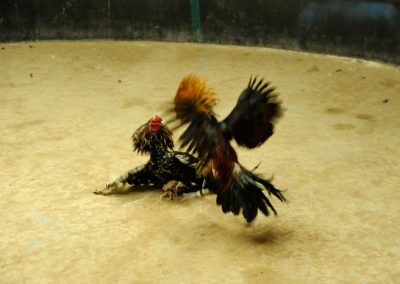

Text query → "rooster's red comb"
[149,115,162,133]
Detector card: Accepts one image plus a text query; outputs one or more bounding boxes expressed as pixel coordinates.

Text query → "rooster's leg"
[94,164,158,195]
[199,178,207,196]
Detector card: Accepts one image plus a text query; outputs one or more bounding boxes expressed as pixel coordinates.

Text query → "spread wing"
[221,76,283,148]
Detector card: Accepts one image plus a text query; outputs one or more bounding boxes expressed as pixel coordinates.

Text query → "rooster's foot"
[161,180,187,200]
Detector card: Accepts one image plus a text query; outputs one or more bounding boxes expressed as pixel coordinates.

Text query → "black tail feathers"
[216,167,286,223]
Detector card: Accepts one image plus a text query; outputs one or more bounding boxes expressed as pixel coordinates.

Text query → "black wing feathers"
[222,77,283,148]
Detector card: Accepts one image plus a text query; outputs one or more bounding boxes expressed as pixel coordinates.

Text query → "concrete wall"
[1,0,399,64]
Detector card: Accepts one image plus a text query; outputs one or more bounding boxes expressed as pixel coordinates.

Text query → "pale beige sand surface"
[1,41,399,283]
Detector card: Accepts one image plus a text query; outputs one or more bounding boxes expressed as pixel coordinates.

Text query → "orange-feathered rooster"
[168,75,286,223]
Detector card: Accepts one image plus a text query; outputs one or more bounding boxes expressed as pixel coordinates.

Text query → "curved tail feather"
[216,165,286,223]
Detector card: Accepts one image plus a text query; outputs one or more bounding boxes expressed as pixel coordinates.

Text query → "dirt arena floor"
[1,41,399,283]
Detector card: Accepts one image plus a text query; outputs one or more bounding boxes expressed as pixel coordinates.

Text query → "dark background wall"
[1,0,399,64]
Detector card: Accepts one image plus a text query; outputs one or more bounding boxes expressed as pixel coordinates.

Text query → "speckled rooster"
[94,115,203,198]
[168,75,286,222]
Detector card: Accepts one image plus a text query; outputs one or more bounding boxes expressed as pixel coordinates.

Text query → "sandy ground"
[0,41,399,284]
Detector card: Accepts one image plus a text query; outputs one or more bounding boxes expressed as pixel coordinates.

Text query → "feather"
[173,75,217,122]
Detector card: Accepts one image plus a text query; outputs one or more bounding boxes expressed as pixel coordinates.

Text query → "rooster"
[167,75,286,223]
[94,115,203,198]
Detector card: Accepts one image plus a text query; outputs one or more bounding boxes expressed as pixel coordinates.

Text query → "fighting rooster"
[94,115,203,198]
[168,75,286,223]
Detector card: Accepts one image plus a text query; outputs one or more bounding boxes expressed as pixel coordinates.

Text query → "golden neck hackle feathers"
[174,75,217,119]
